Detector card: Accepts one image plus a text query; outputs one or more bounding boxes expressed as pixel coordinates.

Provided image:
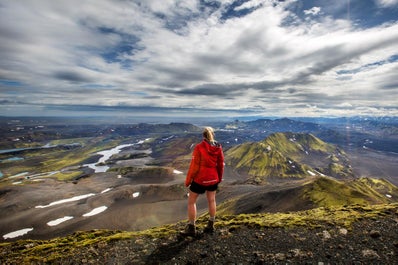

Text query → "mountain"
[226,118,322,133]
[221,117,398,154]
[217,176,398,215]
[225,132,353,184]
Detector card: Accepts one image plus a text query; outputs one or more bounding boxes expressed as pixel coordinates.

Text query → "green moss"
[1,138,124,178]
[52,170,83,181]
[300,177,396,208]
[48,138,91,146]
[2,203,397,263]
[225,132,351,183]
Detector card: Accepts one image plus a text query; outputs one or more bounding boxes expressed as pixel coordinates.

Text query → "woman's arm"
[185,146,201,186]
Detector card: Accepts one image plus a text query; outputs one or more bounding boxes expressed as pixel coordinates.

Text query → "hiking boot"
[203,220,215,234]
[184,224,196,236]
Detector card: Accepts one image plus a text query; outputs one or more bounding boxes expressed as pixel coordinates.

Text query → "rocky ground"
[1,204,398,264]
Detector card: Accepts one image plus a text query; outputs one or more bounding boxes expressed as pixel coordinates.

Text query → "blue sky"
[0,0,397,118]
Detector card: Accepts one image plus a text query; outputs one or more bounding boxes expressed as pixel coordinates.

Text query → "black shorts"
[189,181,218,194]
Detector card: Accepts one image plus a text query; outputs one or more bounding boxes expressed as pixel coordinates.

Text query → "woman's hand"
[185,180,191,187]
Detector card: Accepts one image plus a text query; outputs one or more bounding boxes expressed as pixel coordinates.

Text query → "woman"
[184,127,224,235]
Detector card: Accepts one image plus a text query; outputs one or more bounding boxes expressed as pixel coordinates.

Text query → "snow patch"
[307,170,316,176]
[9,172,29,179]
[47,216,74,226]
[35,193,96,208]
[133,192,140,198]
[173,169,183,174]
[101,188,112,193]
[3,228,33,239]
[314,170,326,177]
[83,206,108,217]
[32,179,44,182]
[136,138,152,144]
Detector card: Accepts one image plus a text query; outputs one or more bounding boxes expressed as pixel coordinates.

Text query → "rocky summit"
[1,203,398,264]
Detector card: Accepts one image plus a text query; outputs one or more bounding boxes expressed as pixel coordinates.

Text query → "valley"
[0,116,397,242]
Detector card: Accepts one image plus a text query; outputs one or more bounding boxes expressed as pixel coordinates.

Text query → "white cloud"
[375,0,398,8]
[234,0,266,11]
[304,7,322,16]
[0,0,397,117]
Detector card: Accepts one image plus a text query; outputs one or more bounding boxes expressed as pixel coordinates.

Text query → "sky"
[0,0,397,119]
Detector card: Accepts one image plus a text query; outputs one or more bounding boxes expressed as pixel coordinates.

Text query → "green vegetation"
[48,137,92,146]
[52,170,84,181]
[216,203,398,229]
[1,203,397,263]
[225,132,353,183]
[110,166,175,180]
[264,132,335,156]
[302,177,397,208]
[215,176,398,215]
[0,137,124,179]
[302,177,369,207]
[226,141,308,181]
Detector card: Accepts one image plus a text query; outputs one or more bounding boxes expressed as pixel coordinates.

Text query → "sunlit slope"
[225,132,353,183]
[217,177,398,215]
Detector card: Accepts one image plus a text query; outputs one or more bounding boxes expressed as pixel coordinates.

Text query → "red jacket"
[185,139,224,187]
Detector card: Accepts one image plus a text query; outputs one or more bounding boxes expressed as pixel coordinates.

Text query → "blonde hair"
[203,127,215,142]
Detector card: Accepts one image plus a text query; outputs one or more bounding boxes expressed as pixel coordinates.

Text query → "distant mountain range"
[221,117,398,153]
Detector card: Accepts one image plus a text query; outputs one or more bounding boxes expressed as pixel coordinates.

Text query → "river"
[84,139,150,173]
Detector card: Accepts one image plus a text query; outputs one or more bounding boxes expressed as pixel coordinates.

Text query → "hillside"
[225,132,353,183]
[1,203,397,264]
[216,177,398,215]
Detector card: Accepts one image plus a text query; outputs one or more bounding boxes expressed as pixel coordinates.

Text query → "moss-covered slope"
[217,177,398,215]
[225,132,353,183]
[1,203,397,264]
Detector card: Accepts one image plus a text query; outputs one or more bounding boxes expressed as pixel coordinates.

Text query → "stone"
[369,230,381,239]
[339,228,348,235]
[322,230,331,240]
[362,249,380,259]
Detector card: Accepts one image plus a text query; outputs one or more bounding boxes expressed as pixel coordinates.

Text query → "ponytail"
[203,127,215,143]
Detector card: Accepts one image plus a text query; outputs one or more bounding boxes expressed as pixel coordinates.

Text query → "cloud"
[375,0,398,8]
[304,7,321,16]
[53,71,94,83]
[0,0,397,118]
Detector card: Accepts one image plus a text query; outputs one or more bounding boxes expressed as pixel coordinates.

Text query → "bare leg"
[188,191,199,223]
[206,190,217,218]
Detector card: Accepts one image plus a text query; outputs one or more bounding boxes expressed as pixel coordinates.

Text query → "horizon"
[1,0,398,118]
[1,114,396,126]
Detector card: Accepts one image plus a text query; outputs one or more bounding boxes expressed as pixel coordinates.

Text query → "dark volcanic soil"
[2,213,397,264]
